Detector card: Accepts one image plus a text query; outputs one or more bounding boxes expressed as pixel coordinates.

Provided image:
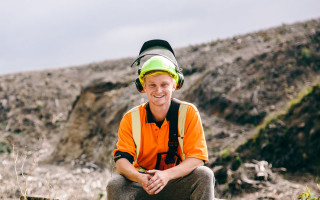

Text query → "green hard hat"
[139,56,179,84]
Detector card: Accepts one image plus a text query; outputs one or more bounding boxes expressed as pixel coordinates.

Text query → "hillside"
[1,18,320,199]
[211,84,320,199]
[239,84,320,174]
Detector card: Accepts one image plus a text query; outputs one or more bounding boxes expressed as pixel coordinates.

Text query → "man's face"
[144,73,176,107]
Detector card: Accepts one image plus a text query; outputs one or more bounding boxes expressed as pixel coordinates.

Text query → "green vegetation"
[0,141,11,154]
[298,186,320,200]
[212,147,218,153]
[220,149,231,160]
[285,84,316,112]
[97,190,104,200]
[257,83,317,133]
[256,116,278,135]
[237,83,320,174]
[231,156,242,171]
[276,33,282,42]
[301,48,312,61]
[297,45,320,66]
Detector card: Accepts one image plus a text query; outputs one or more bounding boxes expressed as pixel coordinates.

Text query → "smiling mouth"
[154,95,165,98]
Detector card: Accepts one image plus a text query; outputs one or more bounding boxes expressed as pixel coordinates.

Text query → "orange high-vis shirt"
[113,101,208,170]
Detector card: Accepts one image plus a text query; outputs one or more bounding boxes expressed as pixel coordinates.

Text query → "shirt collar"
[145,103,156,123]
[145,100,174,124]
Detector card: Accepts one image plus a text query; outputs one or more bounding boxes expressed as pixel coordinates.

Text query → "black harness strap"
[165,99,181,164]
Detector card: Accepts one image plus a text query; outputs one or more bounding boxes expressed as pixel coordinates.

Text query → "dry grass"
[0,144,112,200]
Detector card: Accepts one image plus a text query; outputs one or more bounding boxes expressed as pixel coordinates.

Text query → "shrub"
[298,185,320,200]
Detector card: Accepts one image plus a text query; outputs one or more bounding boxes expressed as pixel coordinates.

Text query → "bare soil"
[1,18,320,199]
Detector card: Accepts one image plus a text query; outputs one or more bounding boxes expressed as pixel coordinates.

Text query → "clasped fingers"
[147,178,164,194]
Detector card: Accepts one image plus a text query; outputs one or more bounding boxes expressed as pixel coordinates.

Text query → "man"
[107,40,215,200]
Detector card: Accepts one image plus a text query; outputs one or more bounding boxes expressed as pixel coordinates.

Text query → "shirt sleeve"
[182,104,209,162]
[113,112,137,161]
[114,151,134,163]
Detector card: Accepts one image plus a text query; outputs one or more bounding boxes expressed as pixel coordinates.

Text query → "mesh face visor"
[131,39,181,72]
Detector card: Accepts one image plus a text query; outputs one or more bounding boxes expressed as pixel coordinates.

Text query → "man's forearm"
[116,158,154,194]
[116,158,142,183]
[165,157,204,180]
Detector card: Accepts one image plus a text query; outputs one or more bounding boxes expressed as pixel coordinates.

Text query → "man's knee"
[106,175,126,193]
[193,166,215,185]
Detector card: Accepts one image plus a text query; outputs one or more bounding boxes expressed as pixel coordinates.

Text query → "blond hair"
[141,71,176,86]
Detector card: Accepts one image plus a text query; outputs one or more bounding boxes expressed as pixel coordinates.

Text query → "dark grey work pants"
[106,166,215,200]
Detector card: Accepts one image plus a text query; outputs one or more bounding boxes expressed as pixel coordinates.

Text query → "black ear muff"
[135,77,144,93]
[176,72,184,90]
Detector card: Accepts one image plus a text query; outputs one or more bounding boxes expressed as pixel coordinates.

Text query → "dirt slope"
[1,18,320,199]
[239,84,320,174]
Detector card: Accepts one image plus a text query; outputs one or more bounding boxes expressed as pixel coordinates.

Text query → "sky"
[0,0,320,75]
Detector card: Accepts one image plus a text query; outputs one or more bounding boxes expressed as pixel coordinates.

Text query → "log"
[20,196,58,200]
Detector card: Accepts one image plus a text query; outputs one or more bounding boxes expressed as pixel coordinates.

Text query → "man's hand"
[138,173,153,195]
[145,170,170,195]
[116,159,154,194]
[116,157,203,195]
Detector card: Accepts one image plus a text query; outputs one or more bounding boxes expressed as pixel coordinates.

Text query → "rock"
[213,165,228,184]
